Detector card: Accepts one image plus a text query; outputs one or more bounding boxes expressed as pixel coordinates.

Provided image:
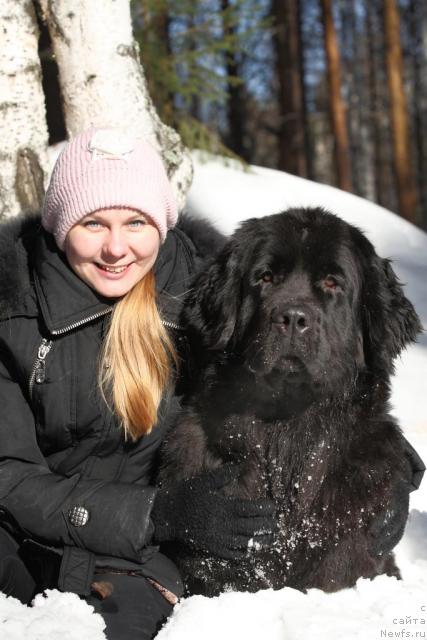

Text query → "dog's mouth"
[278,355,305,373]
[246,353,309,380]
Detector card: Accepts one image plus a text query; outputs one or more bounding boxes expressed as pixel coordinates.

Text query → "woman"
[0,127,275,639]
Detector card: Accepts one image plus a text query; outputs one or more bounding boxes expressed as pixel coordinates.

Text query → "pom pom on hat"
[42,127,178,248]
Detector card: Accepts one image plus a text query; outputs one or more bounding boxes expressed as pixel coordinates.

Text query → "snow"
[1,153,426,639]
[157,569,427,640]
[0,590,106,639]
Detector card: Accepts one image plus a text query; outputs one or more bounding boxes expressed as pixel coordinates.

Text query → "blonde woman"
[0,128,274,639]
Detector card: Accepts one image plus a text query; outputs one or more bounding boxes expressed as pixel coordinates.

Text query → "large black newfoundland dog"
[159,207,422,596]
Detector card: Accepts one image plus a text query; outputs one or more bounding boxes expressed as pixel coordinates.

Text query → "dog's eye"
[260,270,273,283]
[323,276,339,291]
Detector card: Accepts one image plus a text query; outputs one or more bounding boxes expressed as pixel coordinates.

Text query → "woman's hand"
[151,464,276,559]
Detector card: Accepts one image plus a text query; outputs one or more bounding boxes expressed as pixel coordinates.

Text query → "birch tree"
[0,0,50,219]
[38,0,192,211]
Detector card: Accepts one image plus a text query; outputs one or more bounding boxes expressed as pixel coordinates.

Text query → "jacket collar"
[32,227,190,335]
[33,230,112,334]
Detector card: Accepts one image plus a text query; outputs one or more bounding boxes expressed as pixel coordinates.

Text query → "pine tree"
[132,0,267,157]
[272,0,309,177]
[320,0,353,191]
[383,0,418,223]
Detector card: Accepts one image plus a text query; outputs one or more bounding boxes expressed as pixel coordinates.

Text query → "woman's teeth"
[97,264,128,273]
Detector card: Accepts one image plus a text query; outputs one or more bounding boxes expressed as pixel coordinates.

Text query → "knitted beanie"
[42,127,178,248]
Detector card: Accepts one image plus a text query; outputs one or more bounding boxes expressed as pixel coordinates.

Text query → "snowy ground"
[1,154,426,639]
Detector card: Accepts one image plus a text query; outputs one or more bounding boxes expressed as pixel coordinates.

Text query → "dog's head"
[183,208,421,391]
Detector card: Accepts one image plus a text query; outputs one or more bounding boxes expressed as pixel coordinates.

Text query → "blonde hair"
[99,271,177,440]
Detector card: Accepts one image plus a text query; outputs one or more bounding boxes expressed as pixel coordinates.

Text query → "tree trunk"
[366,0,384,205]
[408,0,426,224]
[338,0,367,197]
[365,0,396,212]
[39,0,192,210]
[320,0,352,192]
[383,0,418,223]
[0,0,49,219]
[221,0,247,159]
[137,0,174,123]
[272,0,309,177]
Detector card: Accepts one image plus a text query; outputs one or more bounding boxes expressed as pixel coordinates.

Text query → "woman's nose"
[103,229,127,257]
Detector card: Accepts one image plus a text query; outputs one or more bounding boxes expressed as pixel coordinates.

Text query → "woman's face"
[64,208,161,298]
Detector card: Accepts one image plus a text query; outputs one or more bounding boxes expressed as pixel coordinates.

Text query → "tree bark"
[137,0,174,123]
[408,0,426,223]
[383,0,418,223]
[221,0,247,160]
[39,0,192,211]
[272,0,308,177]
[366,0,385,205]
[320,0,353,192]
[0,0,49,219]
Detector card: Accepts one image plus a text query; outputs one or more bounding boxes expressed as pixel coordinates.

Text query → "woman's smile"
[95,262,133,275]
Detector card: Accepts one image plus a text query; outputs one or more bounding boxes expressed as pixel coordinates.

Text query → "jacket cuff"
[62,482,158,562]
[58,546,96,596]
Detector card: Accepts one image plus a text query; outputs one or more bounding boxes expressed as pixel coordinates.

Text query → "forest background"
[37,0,427,230]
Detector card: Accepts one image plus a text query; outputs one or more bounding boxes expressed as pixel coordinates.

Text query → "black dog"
[158,207,422,596]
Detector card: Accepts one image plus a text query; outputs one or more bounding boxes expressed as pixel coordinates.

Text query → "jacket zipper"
[50,308,113,336]
[29,338,53,398]
[162,319,182,331]
[50,310,182,335]
[28,308,113,398]
[28,309,182,397]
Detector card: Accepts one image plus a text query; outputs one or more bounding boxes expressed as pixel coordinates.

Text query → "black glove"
[402,437,425,491]
[152,464,276,559]
[368,437,424,557]
[367,476,410,557]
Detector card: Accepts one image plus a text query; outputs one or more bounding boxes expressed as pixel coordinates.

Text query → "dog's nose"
[271,306,310,334]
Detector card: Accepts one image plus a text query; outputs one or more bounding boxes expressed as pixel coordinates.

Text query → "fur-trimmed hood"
[0,213,41,320]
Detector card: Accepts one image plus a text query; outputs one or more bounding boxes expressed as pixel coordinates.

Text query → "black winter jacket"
[0,215,196,597]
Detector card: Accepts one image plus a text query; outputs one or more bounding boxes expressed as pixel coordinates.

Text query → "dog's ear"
[361,255,422,376]
[183,241,242,351]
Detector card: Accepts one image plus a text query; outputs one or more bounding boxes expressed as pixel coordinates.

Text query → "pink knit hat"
[42,127,178,249]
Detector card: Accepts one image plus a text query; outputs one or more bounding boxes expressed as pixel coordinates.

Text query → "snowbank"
[0,590,106,640]
[157,565,427,640]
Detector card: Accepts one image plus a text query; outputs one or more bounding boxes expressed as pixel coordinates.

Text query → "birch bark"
[39,0,193,210]
[0,0,49,219]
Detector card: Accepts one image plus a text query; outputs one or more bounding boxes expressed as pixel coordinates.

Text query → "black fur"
[158,207,422,595]
[178,212,227,261]
[0,214,41,319]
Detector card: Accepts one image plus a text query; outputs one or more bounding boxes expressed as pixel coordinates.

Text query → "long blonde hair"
[99,271,177,440]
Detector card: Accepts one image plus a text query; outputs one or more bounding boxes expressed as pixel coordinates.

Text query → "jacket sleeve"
[0,356,157,562]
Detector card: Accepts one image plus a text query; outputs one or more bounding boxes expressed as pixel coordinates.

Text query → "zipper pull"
[35,360,46,384]
[35,340,52,384]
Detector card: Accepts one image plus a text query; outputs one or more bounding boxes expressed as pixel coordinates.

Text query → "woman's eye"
[128,219,146,228]
[83,221,101,229]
